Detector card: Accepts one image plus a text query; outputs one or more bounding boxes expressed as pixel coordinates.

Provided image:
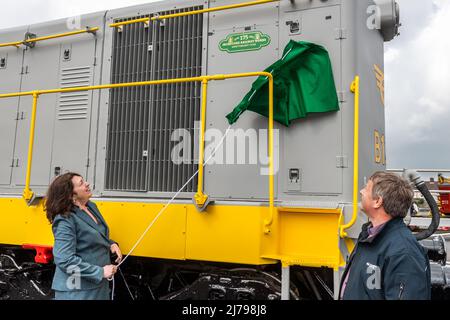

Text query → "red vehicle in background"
[438,174,450,215]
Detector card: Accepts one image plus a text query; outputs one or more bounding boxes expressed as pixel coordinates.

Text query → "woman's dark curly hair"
[45,172,81,224]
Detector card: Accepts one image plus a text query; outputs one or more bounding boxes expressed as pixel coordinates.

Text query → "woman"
[45,172,122,300]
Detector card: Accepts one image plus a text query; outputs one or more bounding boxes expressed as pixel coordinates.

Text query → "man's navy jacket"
[339,217,431,300]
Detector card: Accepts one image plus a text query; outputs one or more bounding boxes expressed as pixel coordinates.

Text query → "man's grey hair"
[370,171,414,218]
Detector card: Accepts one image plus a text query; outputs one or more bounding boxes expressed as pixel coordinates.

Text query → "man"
[339,171,431,300]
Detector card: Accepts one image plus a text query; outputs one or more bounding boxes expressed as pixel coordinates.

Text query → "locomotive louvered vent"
[106,6,203,193]
[58,66,91,120]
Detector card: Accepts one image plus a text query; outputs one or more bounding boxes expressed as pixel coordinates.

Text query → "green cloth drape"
[226,40,340,127]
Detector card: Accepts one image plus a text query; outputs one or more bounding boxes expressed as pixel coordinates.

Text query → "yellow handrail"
[264,75,275,234]
[110,18,150,28]
[194,79,210,208]
[22,92,39,202]
[0,41,23,48]
[340,76,360,238]
[0,27,99,49]
[0,73,274,232]
[110,0,278,28]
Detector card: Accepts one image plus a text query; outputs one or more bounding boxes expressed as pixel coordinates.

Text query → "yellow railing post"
[264,75,275,234]
[340,76,360,238]
[22,92,39,203]
[194,78,210,209]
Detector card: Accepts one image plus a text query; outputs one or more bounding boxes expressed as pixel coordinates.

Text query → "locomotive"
[0,0,446,300]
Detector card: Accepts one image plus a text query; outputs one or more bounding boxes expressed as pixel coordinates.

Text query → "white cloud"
[385,1,450,169]
[384,47,399,65]
[432,0,447,10]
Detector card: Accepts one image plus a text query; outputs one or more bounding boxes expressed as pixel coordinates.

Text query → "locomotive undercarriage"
[0,245,335,300]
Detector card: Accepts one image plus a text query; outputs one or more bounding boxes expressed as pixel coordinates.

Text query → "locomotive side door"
[0,28,26,187]
[279,3,343,196]
[11,25,62,190]
[11,21,98,192]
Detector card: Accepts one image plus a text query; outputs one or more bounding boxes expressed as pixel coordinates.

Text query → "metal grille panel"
[106,6,203,193]
[58,66,91,120]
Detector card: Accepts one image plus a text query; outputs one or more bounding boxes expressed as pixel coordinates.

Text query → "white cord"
[111,276,115,301]
[119,267,135,300]
[111,125,233,300]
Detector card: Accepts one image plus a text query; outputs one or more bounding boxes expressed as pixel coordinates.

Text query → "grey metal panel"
[0,12,106,194]
[356,0,386,180]
[205,1,345,200]
[58,67,91,120]
[0,28,26,186]
[205,1,280,200]
[334,0,359,238]
[11,22,64,188]
[208,0,280,32]
[332,0,387,240]
[106,5,203,193]
[50,32,98,180]
[278,0,342,12]
[278,5,343,195]
[338,0,386,239]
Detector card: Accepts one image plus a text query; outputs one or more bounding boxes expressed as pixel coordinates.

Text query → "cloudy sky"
[385,0,450,172]
[0,0,448,173]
